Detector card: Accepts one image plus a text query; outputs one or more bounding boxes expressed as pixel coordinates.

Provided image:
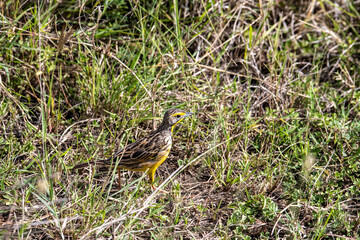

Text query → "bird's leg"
[148,168,168,193]
[151,184,168,194]
[117,168,121,191]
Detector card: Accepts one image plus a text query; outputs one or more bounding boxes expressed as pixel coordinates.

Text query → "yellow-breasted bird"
[74,109,194,190]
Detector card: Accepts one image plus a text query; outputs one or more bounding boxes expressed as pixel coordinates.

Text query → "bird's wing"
[97,133,162,171]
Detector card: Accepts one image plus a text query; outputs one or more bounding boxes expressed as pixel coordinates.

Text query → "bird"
[73,108,194,191]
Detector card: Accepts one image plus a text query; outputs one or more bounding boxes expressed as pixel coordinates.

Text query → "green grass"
[0,0,359,239]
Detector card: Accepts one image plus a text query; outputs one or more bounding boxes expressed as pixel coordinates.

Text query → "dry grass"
[0,0,359,239]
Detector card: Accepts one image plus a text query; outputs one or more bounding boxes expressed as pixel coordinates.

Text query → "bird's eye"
[176,115,181,118]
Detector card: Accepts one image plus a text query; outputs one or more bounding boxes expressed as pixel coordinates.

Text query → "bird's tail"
[72,162,95,170]
[73,161,95,170]
[72,158,111,171]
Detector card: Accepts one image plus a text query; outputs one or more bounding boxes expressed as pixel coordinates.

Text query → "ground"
[0,0,359,239]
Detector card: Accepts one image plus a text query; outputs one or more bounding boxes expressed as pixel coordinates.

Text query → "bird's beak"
[184,112,194,118]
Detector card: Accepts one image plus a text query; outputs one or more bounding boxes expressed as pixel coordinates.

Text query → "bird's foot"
[151,185,168,194]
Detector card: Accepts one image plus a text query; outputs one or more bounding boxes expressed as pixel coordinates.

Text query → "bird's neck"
[157,122,172,132]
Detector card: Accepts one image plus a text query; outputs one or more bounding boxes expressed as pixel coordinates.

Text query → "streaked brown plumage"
[74,108,194,190]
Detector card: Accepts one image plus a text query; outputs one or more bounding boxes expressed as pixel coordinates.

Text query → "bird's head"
[159,108,194,131]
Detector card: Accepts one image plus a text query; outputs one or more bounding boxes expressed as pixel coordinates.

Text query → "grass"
[0,0,359,239]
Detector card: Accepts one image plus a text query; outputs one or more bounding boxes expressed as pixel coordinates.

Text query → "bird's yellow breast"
[151,145,171,170]
[130,144,171,173]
